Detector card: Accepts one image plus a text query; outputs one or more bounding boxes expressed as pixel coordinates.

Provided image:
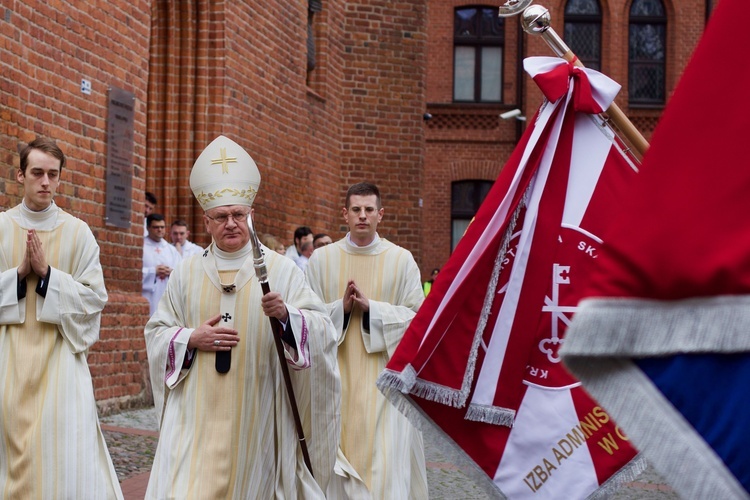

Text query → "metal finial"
[520,5,570,58]
[498,0,534,17]
[521,5,551,34]
[246,214,269,285]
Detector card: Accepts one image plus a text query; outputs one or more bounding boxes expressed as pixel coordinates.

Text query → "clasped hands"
[187,292,289,351]
[343,279,369,314]
[17,229,48,280]
[155,265,172,280]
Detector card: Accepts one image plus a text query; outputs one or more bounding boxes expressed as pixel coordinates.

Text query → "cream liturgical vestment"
[306,234,428,499]
[145,243,341,499]
[0,203,122,499]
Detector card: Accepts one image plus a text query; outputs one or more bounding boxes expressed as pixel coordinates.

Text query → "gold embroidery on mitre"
[195,186,258,208]
[210,147,238,174]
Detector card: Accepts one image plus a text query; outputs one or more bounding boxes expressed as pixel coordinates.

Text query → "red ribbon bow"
[532,61,603,114]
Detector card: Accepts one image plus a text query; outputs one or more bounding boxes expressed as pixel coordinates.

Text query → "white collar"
[15,200,60,230]
[346,232,380,249]
[213,241,253,271]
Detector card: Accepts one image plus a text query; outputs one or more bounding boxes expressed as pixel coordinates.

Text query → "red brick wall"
[0,1,152,412]
[221,0,347,245]
[147,1,350,249]
[338,1,428,258]
[422,1,524,277]
[149,0,429,257]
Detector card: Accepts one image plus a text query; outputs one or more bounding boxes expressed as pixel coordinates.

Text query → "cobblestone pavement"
[101,408,677,499]
[102,429,158,481]
[100,408,159,483]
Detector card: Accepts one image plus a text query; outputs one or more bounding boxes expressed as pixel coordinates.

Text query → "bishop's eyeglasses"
[205,211,249,224]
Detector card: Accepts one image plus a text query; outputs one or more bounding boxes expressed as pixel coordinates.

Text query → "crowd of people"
[1,135,437,499]
[140,192,339,322]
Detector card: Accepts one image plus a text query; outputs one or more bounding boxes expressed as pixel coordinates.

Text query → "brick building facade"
[0,0,710,410]
[421,0,712,276]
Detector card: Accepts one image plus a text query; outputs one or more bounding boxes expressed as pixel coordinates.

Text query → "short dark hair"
[20,137,66,174]
[171,219,189,228]
[147,213,166,227]
[145,191,157,205]
[313,233,330,243]
[294,226,313,242]
[346,182,381,208]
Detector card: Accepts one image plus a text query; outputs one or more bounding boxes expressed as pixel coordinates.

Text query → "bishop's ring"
[214,340,221,346]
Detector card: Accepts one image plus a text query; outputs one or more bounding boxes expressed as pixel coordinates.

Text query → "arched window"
[628,0,666,105]
[451,180,493,251]
[453,6,504,103]
[564,0,602,71]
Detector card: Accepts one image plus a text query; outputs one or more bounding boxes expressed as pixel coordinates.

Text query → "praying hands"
[343,279,370,314]
[17,229,48,279]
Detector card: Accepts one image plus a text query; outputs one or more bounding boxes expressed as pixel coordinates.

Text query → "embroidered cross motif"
[211,147,238,174]
[221,313,232,322]
[203,249,209,257]
[222,284,236,293]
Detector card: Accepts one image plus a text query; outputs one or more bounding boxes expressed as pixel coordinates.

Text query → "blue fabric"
[637,354,750,492]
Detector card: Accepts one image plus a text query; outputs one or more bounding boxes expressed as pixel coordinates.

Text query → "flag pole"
[517,4,650,160]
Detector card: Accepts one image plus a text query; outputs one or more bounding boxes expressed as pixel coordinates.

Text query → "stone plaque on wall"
[105,86,135,228]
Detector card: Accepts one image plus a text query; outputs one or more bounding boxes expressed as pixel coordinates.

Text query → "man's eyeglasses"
[205,211,249,224]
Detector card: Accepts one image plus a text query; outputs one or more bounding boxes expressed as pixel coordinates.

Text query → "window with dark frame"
[628,0,666,105]
[563,0,602,71]
[451,180,493,252]
[453,6,504,103]
[307,0,322,75]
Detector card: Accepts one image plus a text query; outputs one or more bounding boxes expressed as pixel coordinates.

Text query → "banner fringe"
[378,384,507,500]
[457,195,528,408]
[465,403,516,427]
[376,369,466,408]
[586,454,648,500]
[375,369,410,393]
[565,296,750,357]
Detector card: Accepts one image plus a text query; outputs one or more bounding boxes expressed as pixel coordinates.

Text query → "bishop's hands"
[188,314,239,352]
[343,279,369,314]
[261,292,289,324]
[187,294,290,353]
[17,229,49,280]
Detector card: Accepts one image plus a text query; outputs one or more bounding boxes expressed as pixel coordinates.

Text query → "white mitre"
[189,135,261,210]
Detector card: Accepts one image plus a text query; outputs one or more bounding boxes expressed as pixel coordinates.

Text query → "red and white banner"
[378,57,642,498]
[562,0,750,497]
